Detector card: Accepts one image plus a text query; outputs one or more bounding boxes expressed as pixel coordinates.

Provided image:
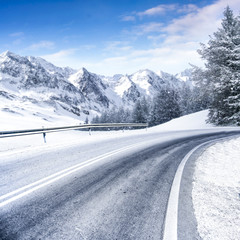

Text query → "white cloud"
[80,44,96,50]
[104,41,132,53]
[9,32,25,46]
[36,0,240,76]
[136,4,199,17]
[131,22,163,36]
[90,0,240,76]
[122,0,240,75]
[27,41,55,50]
[177,4,199,14]
[41,49,79,67]
[73,42,202,76]
[121,15,135,21]
[159,0,240,46]
[42,49,76,58]
[138,4,177,17]
[9,32,24,37]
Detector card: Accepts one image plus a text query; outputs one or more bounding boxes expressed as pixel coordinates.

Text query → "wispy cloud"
[137,22,163,34]
[121,15,136,22]
[80,44,96,50]
[104,41,132,52]
[125,22,163,36]
[87,44,200,76]
[120,3,198,23]
[125,0,239,46]
[40,49,79,68]
[41,49,76,59]
[177,4,199,14]
[9,32,24,37]
[160,0,239,44]
[98,0,240,75]
[27,41,55,50]
[9,32,25,46]
[138,4,177,17]
[18,0,239,76]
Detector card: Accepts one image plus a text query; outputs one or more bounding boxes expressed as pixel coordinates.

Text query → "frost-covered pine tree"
[132,99,145,123]
[140,96,150,122]
[179,83,193,115]
[132,97,150,124]
[196,6,240,125]
[149,89,181,126]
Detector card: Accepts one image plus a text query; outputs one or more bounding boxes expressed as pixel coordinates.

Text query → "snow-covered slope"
[0,110,213,151]
[0,51,102,122]
[150,110,212,131]
[0,51,192,124]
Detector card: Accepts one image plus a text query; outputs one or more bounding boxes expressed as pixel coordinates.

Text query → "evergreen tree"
[132,97,150,124]
[195,6,240,125]
[179,83,193,115]
[124,108,133,123]
[132,100,145,123]
[150,88,181,126]
[140,96,150,122]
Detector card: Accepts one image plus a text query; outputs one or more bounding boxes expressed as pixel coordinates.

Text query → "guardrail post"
[43,132,46,143]
[42,126,46,143]
[88,128,91,135]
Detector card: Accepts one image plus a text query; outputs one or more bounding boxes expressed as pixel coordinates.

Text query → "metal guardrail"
[0,123,148,138]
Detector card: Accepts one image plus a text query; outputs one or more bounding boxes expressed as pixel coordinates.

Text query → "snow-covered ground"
[1,109,240,239]
[192,137,240,240]
[0,109,214,154]
[0,109,237,157]
[151,110,213,131]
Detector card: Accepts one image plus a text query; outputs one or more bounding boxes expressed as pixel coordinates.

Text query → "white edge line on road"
[162,137,229,240]
[0,141,148,208]
[0,146,127,201]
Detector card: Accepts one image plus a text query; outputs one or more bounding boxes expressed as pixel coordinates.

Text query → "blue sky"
[1,0,239,75]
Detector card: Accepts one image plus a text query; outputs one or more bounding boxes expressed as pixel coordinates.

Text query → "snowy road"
[0,130,239,239]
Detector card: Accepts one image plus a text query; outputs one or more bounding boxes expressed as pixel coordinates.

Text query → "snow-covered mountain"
[175,68,193,82]
[0,51,192,126]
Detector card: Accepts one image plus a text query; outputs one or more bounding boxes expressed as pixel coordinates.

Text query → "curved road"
[0,130,239,239]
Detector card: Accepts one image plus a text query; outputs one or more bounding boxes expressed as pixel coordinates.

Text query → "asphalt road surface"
[0,130,239,240]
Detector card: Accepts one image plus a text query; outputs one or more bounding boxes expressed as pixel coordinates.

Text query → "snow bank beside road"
[0,109,237,157]
[192,137,240,240]
[0,110,212,154]
[151,110,213,131]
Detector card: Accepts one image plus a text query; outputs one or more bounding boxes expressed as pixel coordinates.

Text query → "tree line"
[91,85,207,127]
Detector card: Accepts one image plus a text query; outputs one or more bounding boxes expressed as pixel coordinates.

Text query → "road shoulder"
[178,135,240,240]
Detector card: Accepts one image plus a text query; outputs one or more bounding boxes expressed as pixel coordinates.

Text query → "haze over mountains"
[0,51,192,125]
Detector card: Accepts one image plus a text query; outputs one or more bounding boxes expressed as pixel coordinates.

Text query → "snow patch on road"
[192,137,240,240]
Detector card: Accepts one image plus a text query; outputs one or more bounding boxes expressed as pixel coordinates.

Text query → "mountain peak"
[79,67,89,74]
[1,50,18,58]
[134,69,154,75]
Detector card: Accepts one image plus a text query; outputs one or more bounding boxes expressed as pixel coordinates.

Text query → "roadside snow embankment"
[193,137,240,240]
[0,110,213,155]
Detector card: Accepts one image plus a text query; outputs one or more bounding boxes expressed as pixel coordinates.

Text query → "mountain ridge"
[0,51,193,123]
